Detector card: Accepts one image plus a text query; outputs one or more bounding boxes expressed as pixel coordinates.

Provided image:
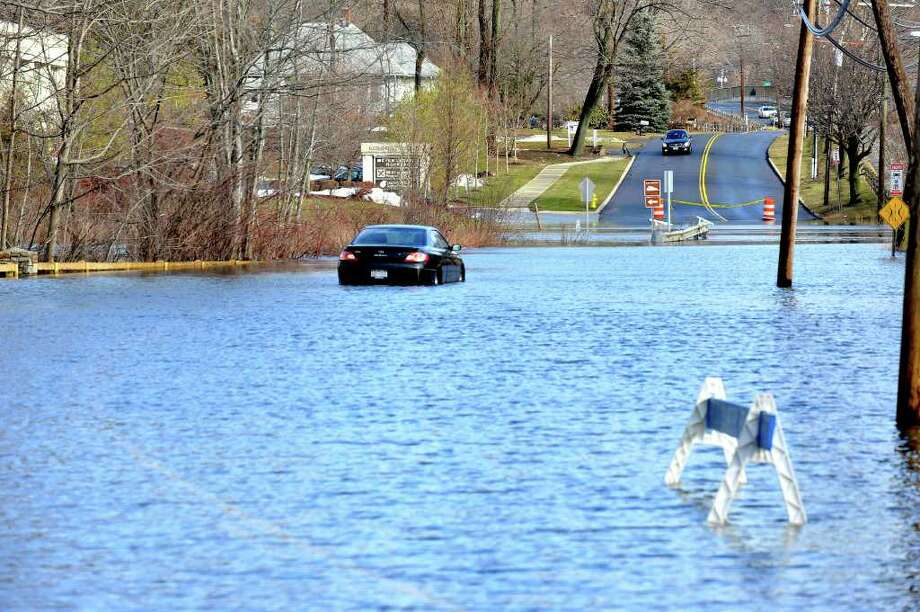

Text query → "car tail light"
[339,250,357,261]
[404,251,429,263]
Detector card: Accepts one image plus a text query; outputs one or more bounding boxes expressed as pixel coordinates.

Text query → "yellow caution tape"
[672,198,765,209]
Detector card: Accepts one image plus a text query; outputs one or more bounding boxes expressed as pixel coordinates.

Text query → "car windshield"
[666,130,687,139]
[354,227,428,246]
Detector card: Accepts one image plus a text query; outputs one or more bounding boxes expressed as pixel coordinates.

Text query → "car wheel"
[425,268,440,286]
[459,265,466,282]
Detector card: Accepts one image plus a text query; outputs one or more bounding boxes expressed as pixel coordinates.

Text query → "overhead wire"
[791,0,888,72]
[831,0,876,31]
[825,34,887,71]
[797,0,853,36]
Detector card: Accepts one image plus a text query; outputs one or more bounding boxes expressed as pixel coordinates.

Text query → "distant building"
[245,20,439,118]
[0,19,68,116]
[295,21,439,112]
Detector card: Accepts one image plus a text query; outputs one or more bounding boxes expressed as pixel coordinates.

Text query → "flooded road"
[2,244,917,609]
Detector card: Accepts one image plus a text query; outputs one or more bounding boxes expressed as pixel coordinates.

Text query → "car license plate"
[370,270,388,280]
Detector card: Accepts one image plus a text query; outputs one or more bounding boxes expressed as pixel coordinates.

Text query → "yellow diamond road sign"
[880,197,910,230]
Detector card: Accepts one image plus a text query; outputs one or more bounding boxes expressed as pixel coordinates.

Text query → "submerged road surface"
[601,131,815,227]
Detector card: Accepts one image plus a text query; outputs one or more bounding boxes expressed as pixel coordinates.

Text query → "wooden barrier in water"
[0,262,19,278]
[2,259,258,278]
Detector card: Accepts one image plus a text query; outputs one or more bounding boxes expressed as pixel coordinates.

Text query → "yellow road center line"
[698,134,726,222]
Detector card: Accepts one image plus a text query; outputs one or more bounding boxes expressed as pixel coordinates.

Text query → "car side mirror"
[451,244,462,253]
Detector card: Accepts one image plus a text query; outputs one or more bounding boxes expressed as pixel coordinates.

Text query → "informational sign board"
[890,162,905,196]
[361,142,429,195]
[880,196,910,230]
[644,179,661,208]
[663,170,673,194]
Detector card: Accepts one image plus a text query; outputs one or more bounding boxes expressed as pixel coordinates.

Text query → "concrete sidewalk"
[500,157,625,209]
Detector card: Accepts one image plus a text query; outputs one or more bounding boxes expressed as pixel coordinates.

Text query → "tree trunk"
[477,0,490,88]
[823,136,831,210]
[870,1,920,430]
[488,0,500,95]
[845,135,861,207]
[569,7,614,157]
[569,54,612,156]
[606,82,615,130]
[1,6,24,249]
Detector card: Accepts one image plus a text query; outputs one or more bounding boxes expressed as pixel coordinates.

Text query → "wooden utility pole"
[869,0,920,430]
[777,0,817,288]
[546,34,553,150]
[879,83,887,222]
[740,55,746,124]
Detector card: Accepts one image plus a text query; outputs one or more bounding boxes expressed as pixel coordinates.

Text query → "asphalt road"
[600,131,816,227]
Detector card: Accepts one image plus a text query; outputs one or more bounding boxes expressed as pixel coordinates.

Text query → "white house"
[0,19,68,116]
[294,21,439,112]
[246,20,440,117]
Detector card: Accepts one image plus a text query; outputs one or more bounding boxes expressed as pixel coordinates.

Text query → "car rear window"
[666,130,687,139]
[354,227,428,246]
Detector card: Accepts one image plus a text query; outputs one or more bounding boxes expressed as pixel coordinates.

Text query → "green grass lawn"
[769,134,881,224]
[533,158,631,212]
[451,160,544,207]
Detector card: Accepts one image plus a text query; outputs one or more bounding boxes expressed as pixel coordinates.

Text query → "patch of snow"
[363,187,401,207]
[453,174,484,189]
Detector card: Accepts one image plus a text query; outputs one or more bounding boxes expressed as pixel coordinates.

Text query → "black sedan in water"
[661,129,692,155]
[338,224,465,285]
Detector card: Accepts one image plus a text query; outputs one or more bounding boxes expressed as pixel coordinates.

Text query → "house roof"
[295,22,439,80]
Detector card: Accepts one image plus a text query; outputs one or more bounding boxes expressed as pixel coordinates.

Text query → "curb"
[596,155,636,215]
[764,138,823,220]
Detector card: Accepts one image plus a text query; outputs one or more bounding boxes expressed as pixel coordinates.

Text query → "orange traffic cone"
[763,197,776,223]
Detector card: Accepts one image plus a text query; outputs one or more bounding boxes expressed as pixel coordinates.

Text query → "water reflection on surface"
[0,244,916,609]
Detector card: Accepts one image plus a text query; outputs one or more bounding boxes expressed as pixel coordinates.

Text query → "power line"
[797,0,853,37]
[831,0,876,32]
[825,34,887,71]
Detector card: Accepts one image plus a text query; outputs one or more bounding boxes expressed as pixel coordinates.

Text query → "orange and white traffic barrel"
[762,197,776,223]
[653,202,665,220]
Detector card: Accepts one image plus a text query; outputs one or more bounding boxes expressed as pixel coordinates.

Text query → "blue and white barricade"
[665,377,806,526]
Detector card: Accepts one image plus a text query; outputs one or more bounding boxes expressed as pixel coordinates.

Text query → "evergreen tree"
[615,11,671,132]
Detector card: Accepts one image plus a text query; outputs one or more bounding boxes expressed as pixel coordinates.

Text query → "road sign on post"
[580,177,595,230]
[881,196,909,229]
[644,179,662,216]
[881,196,910,258]
[890,162,905,196]
[663,170,674,227]
[580,177,595,204]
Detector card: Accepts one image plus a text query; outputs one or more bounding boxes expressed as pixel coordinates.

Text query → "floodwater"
[1,244,916,609]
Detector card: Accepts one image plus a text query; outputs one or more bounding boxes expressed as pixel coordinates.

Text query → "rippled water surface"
[2,244,919,610]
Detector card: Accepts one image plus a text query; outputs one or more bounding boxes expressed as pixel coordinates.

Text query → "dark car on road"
[661,129,692,155]
[338,224,465,286]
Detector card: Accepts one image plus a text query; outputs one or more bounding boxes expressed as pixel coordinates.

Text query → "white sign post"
[665,377,806,526]
[580,177,595,230]
[663,170,674,228]
[566,122,578,148]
